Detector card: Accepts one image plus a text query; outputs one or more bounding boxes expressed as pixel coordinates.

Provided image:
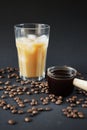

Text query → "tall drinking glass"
[14,23,50,81]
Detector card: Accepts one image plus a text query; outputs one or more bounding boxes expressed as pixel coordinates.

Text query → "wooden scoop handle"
[73,78,87,91]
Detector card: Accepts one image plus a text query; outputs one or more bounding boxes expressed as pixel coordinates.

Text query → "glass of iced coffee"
[14,23,50,81]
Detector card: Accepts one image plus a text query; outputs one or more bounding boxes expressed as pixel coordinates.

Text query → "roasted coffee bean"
[38,107,44,111]
[1,95,7,99]
[78,98,84,102]
[3,105,8,110]
[82,104,87,108]
[42,102,48,105]
[0,81,3,85]
[58,96,63,100]
[63,111,68,115]
[24,117,31,122]
[0,75,4,78]
[34,91,39,94]
[73,109,78,113]
[51,98,56,103]
[27,109,33,113]
[19,103,25,108]
[40,97,44,101]
[45,107,52,111]
[55,100,62,105]
[10,106,17,110]
[32,110,38,115]
[18,110,24,114]
[5,81,11,85]
[7,74,11,79]
[84,100,87,104]
[4,91,8,94]
[7,104,11,109]
[66,106,72,110]
[24,99,30,103]
[9,94,14,98]
[62,108,67,112]
[11,109,18,114]
[76,101,81,105]
[30,102,35,106]
[26,91,31,95]
[70,103,76,107]
[20,81,25,85]
[72,114,78,118]
[45,97,50,100]
[78,112,84,118]
[8,119,16,125]
[18,91,24,95]
[0,86,3,90]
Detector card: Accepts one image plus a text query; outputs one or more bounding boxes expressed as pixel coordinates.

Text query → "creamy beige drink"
[16,35,48,79]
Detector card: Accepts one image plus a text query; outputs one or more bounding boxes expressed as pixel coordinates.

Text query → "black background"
[0,1,87,130]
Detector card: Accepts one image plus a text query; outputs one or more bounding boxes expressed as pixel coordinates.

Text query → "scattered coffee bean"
[27,109,33,113]
[32,110,38,115]
[0,86,3,90]
[11,109,17,114]
[45,107,52,111]
[82,104,87,108]
[18,110,24,114]
[55,100,62,105]
[0,81,3,85]
[5,81,11,85]
[38,107,44,111]
[24,117,31,122]
[3,105,8,110]
[8,119,16,125]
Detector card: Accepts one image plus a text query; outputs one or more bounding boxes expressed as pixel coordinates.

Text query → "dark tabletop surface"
[0,1,87,130]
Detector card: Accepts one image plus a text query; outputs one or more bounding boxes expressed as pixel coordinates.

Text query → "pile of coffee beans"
[0,67,87,125]
[62,106,84,118]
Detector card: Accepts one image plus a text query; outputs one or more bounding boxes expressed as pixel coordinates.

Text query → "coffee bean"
[58,96,63,100]
[78,112,84,118]
[84,101,87,104]
[66,106,72,110]
[7,104,11,109]
[26,91,31,95]
[27,109,32,113]
[51,98,56,103]
[11,109,18,114]
[45,107,52,111]
[24,117,31,122]
[38,107,44,111]
[1,94,7,99]
[5,81,11,85]
[3,105,8,110]
[8,119,16,125]
[82,104,87,108]
[55,100,62,105]
[19,103,25,108]
[70,103,76,107]
[0,81,3,85]
[72,114,78,118]
[76,101,81,105]
[0,75,4,78]
[24,99,30,103]
[32,110,38,115]
[40,97,44,101]
[0,86,3,90]
[18,110,24,114]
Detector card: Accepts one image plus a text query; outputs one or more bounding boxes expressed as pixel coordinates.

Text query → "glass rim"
[14,23,50,30]
[47,66,77,80]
